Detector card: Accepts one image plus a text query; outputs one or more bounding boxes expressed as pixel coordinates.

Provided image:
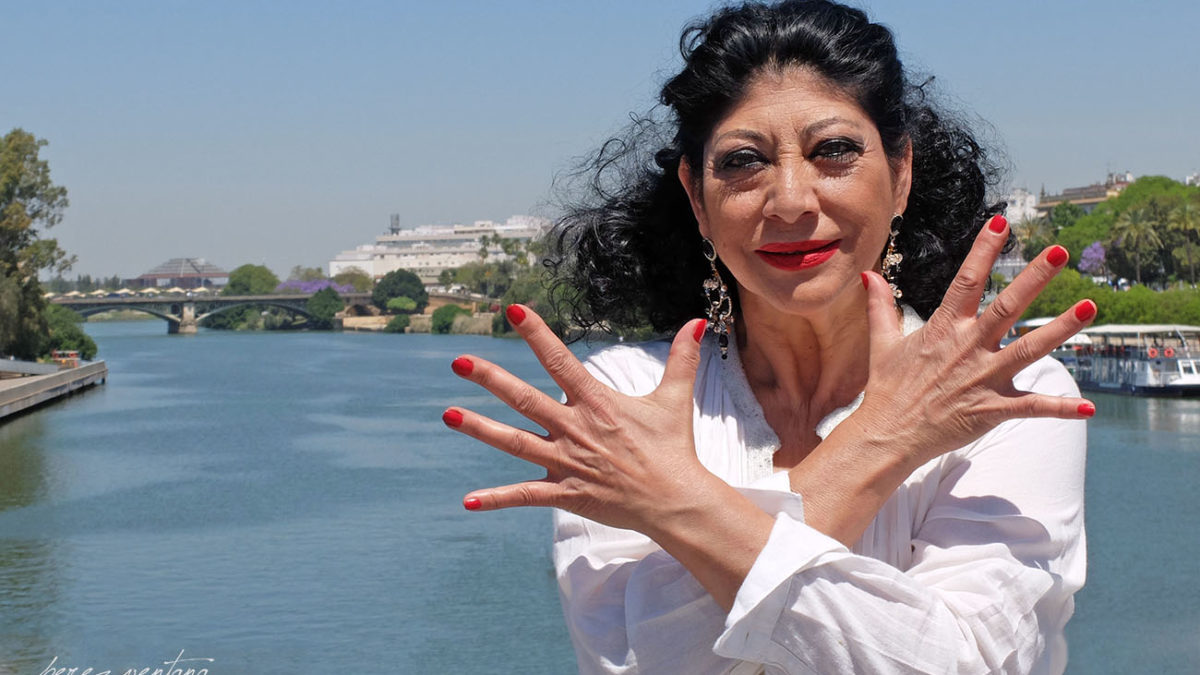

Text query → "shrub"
[43,304,97,360]
[384,314,410,333]
[431,305,471,334]
[386,296,417,313]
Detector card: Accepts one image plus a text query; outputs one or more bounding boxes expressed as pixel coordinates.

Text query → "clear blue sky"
[3,0,1197,279]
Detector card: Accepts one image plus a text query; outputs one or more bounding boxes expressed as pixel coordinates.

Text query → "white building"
[1003,187,1040,225]
[329,215,550,284]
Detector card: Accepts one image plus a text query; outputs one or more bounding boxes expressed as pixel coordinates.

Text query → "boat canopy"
[1082,324,1200,336]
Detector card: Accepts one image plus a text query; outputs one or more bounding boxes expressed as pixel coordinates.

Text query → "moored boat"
[1063,324,1200,396]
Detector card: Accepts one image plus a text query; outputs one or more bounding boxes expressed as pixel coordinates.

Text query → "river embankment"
[340,312,494,335]
[0,360,107,420]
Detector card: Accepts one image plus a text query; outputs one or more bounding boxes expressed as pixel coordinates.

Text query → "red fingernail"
[861,272,870,290]
[1077,402,1095,418]
[463,497,482,511]
[451,357,473,377]
[1047,245,1069,267]
[1074,299,1096,322]
[692,319,707,343]
[988,214,1008,233]
[506,304,526,325]
[442,409,463,428]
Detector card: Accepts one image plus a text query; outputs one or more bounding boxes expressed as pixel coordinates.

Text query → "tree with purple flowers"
[1078,241,1106,277]
[275,279,354,295]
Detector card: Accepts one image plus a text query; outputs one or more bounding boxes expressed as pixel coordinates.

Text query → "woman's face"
[680,67,911,317]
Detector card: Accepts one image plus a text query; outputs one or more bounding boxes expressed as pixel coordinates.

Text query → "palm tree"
[1013,217,1054,262]
[1168,199,1200,284]
[1112,207,1164,285]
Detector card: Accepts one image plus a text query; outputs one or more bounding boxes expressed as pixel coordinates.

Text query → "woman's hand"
[446,308,777,608]
[443,308,720,535]
[797,214,1095,545]
[858,214,1095,469]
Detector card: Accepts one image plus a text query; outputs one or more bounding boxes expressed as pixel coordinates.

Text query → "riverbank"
[340,312,493,335]
[0,361,107,420]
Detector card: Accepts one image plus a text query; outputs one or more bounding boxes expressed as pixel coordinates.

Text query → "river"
[0,320,1195,673]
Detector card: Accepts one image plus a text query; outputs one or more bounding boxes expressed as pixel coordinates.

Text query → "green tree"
[386,296,417,313]
[431,304,471,334]
[1014,217,1054,262]
[223,264,280,295]
[1021,268,1097,320]
[332,266,373,293]
[1168,199,1200,284]
[0,129,75,358]
[305,287,342,330]
[207,264,282,330]
[1048,201,1085,234]
[372,269,427,312]
[288,265,325,282]
[43,304,97,360]
[1111,206,1164,285]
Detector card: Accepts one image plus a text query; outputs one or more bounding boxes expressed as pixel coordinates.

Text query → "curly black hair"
[548,0,1009,336]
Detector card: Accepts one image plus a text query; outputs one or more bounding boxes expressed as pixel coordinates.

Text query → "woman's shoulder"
[579,339,675,396]
[1013,353,1081,398]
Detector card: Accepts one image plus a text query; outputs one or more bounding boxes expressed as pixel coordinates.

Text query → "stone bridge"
[52,293,374,334]
[51,291,487,334]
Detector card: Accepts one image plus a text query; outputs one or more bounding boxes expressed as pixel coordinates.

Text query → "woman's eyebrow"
[803,116,858,135]
[711,129,769,146]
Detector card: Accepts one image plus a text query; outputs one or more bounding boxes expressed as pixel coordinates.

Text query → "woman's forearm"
[787,415,917,547]
[640,470,776,611]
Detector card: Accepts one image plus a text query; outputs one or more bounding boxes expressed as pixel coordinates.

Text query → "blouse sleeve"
[714,357,1087,674]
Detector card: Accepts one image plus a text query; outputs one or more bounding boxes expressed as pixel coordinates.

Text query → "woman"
[442,1,1091,672]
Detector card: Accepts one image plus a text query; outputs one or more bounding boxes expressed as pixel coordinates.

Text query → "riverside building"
[328,215,550,284]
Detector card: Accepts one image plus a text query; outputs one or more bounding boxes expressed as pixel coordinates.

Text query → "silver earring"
[881,215,904,299]
[701,237,733,359]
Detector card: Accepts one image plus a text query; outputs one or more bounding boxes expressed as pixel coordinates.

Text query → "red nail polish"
[463,497,482,511]
[1077,402,1095,418]
[861,272,870,290]
[442,409,463,428]
[451,357,473,377]
[692,319,707,343]
[988,214,1008,233]
[506,304,526,325]
[1047,245,1069,267]
[1074,299,1096,322]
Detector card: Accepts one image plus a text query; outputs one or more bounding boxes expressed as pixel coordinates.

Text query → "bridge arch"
[197,301,315,322]
[72,304,181,325]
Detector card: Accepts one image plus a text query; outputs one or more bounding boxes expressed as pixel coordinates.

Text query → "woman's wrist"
[788,413,916,546]
[642,470,776,611]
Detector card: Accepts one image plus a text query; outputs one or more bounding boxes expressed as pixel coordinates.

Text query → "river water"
[0,320,1195,674]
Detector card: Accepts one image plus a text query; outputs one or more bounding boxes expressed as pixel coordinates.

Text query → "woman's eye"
[717,149,765,171]
[813,139,863,163]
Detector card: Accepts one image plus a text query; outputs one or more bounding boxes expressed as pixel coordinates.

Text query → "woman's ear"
[677,157,710,238]
[892,139,913,216]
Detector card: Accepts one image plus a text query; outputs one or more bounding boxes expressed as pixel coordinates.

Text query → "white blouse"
[553,314,1087,674]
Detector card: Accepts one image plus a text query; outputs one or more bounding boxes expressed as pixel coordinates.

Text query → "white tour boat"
[1064,324,1200,396]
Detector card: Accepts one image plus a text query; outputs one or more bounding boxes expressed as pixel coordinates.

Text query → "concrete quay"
[0,361,107,420]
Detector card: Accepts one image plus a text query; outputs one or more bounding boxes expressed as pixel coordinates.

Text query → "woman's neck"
[734,285,872,462]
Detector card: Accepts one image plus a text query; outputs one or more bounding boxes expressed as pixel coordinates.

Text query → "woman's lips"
[755,240,840,270]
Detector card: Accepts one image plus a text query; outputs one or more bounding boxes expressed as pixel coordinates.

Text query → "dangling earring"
[701,237,733,359]
[881,215,904,300]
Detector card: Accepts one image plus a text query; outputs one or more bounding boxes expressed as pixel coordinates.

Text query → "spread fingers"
[450,353,563,431]
[442,406,557,466]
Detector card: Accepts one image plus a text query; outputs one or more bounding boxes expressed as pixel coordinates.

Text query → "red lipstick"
[755,240,840,270]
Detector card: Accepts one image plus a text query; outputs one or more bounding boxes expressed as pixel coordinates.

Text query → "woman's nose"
[761,162,818,224]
